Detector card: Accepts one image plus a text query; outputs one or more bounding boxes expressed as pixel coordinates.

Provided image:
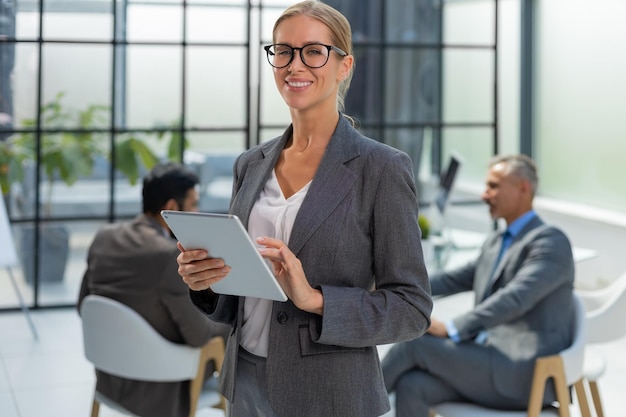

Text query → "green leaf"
[131,138,159,172]
[114,138,141,185]
[167,129,187,162]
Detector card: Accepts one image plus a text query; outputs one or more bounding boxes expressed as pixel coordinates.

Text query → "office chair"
[430,294,591,417]
[576,271,626,417]
[80,294,225,417]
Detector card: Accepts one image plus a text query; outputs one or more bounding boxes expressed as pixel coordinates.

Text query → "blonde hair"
[273,0,354,113]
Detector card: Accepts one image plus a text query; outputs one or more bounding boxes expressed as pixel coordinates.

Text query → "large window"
[0,0,501,310]
[535,0,626,213]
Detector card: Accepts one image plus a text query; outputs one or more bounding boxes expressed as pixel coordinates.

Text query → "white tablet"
[160,211,288,302]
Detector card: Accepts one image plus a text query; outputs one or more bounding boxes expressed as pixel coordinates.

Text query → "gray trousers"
[227,348,279,417]
[381,334,542,417]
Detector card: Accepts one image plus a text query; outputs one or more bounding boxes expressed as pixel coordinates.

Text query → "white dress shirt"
[240,170,310,357]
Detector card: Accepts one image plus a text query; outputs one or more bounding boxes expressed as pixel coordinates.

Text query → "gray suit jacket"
[190,115,432,417]
[430,215,575,401]
[78,214,230,417]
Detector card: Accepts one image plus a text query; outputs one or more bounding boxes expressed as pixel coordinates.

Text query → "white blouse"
[240,169,311,357]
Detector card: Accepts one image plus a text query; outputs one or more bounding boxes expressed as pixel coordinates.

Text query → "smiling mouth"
[287,81,312,88]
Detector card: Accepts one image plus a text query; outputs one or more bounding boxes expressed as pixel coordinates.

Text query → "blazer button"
[276,311,288,324]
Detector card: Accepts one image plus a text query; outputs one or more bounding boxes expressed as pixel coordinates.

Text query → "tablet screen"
[161,211,288,302]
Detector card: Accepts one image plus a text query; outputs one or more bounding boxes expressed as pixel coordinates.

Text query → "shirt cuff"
[445,320,461,343]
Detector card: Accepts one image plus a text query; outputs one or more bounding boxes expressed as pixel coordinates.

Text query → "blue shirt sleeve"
[445,319,461,343]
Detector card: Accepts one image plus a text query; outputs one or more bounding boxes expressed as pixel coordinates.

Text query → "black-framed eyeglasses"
[264,43,347,69]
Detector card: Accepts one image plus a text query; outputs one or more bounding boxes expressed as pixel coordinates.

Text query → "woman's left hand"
[257,236,324,315]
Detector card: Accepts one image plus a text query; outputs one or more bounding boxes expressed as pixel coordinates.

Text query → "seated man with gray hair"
[382,154,575,417]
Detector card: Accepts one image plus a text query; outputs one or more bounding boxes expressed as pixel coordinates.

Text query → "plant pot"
[18,224,69,284]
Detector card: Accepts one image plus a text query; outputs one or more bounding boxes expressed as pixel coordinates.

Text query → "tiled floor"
[0,308,224,417]
[0,298,624,417]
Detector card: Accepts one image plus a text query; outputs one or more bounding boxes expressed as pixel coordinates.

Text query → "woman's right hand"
[176,241,231,291]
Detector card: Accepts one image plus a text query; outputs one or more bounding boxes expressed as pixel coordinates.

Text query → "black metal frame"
[0,0,500,311]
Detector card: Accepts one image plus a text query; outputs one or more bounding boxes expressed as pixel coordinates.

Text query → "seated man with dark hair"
[382,154,575,417]
[78,162,230,417]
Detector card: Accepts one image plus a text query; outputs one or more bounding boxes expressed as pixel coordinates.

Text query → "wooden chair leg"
[526,355,568,417]
[573,380,592,417]
[189,336,226,417]
[588,380,604,417]
[90,398,100,417]
[525,354,595,417]
[207,336,226,411]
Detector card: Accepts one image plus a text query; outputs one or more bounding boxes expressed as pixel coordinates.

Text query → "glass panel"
[346,45,382,125]
[5,42,38,131]
[327,0,382,43]
[188,0,245,4]
[0,42,16,138]
[259,1,294,8]
[112,132,157,217]
[260,7,283,44]
[3,145,36,221]
[186,130,244,154]
[535,0,626,212]
[442,49,493,124]
[186,6,247,44]
[2,129,112,220]
[10,220,70,287]
[428,127,494,234]
[386,0,439,45]
[384,48,440,124]
[186,46,247,128]
[41,44,112,128]
[129,0,182,3]
[42,9,113,41]
[15,8,39,40]
[127,4,182,43]
[38,220,106,306]
[37,131,110,219]
[1,4,17,137]
[498,0,520,155]
[125,45,182,129]
[259,55,290,127]
[442,127,493,187]
[383,127,428,188]
[259,127,284,144]
[443,0,495,45]
[185,131,244,213]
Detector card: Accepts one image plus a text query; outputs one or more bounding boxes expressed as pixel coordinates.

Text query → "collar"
[506,209,537,238]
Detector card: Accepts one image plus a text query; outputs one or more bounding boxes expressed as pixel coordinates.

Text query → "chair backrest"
[581,271,626,344]
[80,294,201,381]
[559,294,586,385]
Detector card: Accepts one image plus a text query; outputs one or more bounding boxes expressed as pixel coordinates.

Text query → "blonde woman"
[176,2,432,416]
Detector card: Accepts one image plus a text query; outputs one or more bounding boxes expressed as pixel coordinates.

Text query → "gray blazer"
[78,214,230,417]
[430,215,575,401]
[190,115,432,417]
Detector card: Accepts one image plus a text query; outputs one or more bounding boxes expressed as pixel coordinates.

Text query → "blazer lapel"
[476,233,503,301]
[288,117,359,256]
[485,216,546,293]
[232,130,290,229]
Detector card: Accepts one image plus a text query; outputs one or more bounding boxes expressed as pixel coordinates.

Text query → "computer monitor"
[434,155,461,215]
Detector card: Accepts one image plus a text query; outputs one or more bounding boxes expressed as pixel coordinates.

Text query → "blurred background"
[1,0,625,310]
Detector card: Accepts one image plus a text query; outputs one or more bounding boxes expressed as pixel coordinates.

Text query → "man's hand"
[427,317,449,338]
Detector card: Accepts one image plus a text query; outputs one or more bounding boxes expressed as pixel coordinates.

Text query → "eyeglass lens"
[267,44,331,68]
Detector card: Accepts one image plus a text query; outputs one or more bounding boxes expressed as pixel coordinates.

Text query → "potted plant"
[0,92,181,284]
